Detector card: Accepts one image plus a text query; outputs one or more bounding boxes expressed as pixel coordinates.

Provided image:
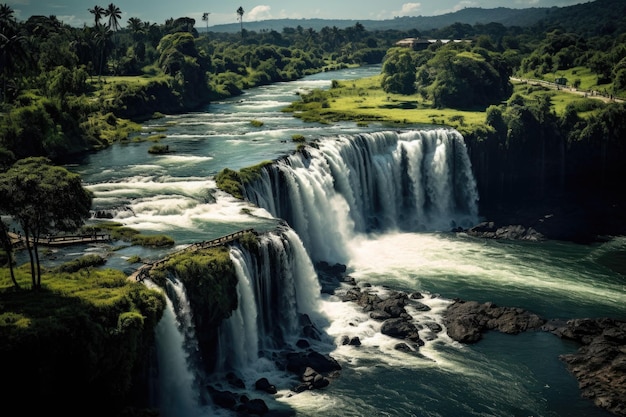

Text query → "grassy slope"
[285,73,609,132]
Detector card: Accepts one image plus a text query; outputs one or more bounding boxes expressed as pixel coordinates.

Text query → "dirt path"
[511,77,624,104]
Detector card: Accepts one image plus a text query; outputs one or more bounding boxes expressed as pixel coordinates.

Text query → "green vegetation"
[215,161,274,199]
[250,119,264,127]
[0,262,165,416]
[148,246,239,367]
[285,74,487,132]
[0,157,93,290]
[0,4,386,166]
[1,0,626,413]
[54,254,107,273]
[83,221,175,248]
[147,143,171,154]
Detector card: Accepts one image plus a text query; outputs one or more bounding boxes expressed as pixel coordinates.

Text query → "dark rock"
[375,296,407,318]
[370,310,391,320]
[312,374,330,389]
[394,342,413,353]
[548,318,626,417]
[316,261,348,294]
[410,300,431,311]
[206,386,237,410]
[237,398,269,415]
[226,372,246,389]
[286,351,342,375]
[465,221,544,241]
[443,299,545,343]
[424,322,443,333]
[255,377,277,394]
[381,318,423,344]
[348,336,361,346]
[292,383,309,393]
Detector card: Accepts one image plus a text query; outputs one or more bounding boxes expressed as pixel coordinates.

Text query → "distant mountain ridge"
[207,0,622,35]
[209,6,554,33]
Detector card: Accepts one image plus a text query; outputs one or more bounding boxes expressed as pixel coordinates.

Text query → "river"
[65,65,624,417]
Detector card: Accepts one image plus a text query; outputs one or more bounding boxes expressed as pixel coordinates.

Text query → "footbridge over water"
[130,228,256,282]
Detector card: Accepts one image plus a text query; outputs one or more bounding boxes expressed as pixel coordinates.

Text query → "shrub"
[55,254,107,273]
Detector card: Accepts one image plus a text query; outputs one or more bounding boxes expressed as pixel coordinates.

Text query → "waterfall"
[153,278,204,417]
[216,227,327,374]
[243,129,479,263]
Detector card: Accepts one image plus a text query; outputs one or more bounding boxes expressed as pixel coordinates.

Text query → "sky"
[7,0,592,28]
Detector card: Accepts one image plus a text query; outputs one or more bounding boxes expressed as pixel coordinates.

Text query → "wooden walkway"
[130,228,256,282]
[8,232,111,248]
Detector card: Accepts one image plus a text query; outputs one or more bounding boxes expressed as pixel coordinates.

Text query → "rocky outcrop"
[338,281,449,352]
[444,300,626,416]
[443,299,546,343]
[544,318,626,417]
[464,221,544,241]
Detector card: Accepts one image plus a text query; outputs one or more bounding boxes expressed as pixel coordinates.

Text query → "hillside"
[208,0,624,35]
[209,7,552,33]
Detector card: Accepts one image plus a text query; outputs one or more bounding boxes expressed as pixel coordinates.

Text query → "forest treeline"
[1,0,625,167]
[1,0,626,219]
[376,18,626,219]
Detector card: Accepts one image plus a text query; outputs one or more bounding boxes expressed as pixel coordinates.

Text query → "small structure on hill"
[395,37,471,50]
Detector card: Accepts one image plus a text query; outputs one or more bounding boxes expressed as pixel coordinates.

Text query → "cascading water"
[216,227,328,375]
[151,278,204,417]
[71,64,624,417]
[243,129,479,263]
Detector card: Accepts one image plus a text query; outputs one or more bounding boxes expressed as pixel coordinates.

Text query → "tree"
[104,3,121,31]
[0,157,93,290]
[0,219,18,288]
[236,6,244,38]
[88,5,105,26]
[0,3,29,102]
[93,22,112,77]
[202,12,210,36]
[381,48,417,95]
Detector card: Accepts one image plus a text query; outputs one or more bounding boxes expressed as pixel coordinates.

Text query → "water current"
[63,65,624,417]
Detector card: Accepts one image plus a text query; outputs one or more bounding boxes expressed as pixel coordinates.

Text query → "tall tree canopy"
[0,157,93,289]
[237,6,244,37]
[104,3,121,31]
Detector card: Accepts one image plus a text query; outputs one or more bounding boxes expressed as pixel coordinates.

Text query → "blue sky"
[8,0,590,27]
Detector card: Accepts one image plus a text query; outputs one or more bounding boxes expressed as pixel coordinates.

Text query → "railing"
[132,228,256,281]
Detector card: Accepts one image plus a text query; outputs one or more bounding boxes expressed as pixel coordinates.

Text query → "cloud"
[452,1,479,11]
[247,5,272,22]
[396,2,422,16]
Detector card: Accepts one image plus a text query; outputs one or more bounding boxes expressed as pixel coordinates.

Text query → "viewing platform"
[8,232,111,248]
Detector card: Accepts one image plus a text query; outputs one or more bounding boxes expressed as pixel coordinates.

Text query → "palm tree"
[88,5,105,26]
[93,23,112,78]
[236,6,244,38]
[127,16,143,40]
[104,3,121,31]
[202,12,210,36]
[0,3,14,22]
[0,5,28,103]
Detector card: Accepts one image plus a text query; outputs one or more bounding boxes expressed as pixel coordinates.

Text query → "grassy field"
[517,65,623,98]
[285,73,609,132]
[286,75,489,131]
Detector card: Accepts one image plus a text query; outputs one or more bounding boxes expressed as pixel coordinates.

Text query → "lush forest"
[1,0,625,166]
